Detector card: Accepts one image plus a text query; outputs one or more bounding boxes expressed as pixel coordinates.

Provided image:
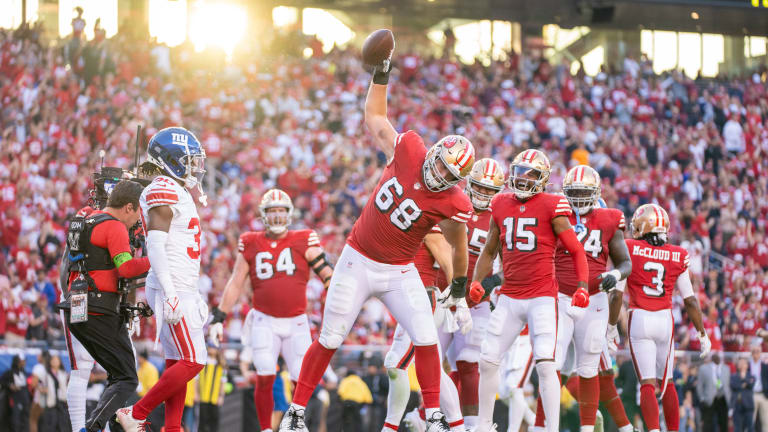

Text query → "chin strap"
[197,184,208,207]
[573,208,586,233]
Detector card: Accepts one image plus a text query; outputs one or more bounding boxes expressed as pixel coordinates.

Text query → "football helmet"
[631,203,670,240]
[260,189,294,234]
[563,165,602,215]
[146,127,206,190]
[422,135,475,192]
[508,149,550,199]
[465,158,505,210]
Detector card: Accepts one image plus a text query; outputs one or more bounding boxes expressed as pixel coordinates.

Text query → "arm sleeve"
[676,269,694,299]
[147,230,176,297]
[553,196,573,218]
[143,181,179,210]
[557,228,588,285]
[101,221,150,278]
[116,256,150,279]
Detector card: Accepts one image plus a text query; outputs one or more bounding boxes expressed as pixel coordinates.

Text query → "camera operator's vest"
[66,212,118,293]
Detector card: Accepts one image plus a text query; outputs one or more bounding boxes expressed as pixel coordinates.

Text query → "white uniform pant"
[481,295,557,365]
[147,289,209,365]
[628,308,674,386]
[242,309,312,380]
[555,292,609,378]
[320,245,437,350]
[499,334,534,398]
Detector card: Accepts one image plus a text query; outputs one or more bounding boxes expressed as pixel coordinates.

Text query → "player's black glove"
[450,276,467,298]
[372,59,392,85]
[598,270,621,292]
[210,306,227,325]
[480,272,503,299]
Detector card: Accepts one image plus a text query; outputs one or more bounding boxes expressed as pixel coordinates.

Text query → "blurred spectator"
[732,357,756,432]
[338,370,372,432]
[183,377,197,432]
[750,345,768,431]
[1,355,31,432]
[198,346,227,432]
[361,359,388,431]
[698,353,731,432]
[34,354,68,432]
[136,351,158,398]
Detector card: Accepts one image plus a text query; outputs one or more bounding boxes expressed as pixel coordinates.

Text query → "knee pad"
[387,367,407,381]
[319,326,345,350]
[576,359,599,379]
[535,361,557,380]
[480,358,500,376]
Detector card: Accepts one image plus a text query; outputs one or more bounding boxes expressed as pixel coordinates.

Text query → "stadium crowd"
[1,18,768,431]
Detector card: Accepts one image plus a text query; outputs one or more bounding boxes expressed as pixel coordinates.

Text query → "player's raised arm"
[306,244,333,289]
[146,205,183,325]
[424,231,453,282]
[365,79,398,160]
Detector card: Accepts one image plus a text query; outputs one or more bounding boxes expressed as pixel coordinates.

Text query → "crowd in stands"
[1,17,768,429]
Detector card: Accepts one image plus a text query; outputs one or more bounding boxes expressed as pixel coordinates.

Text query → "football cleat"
[425,411,451,432]
[279,406,308,432]
[423,135,475,192]
[508,149,550,199]
[563,165,601,215]
[260,189,294,234]
[465,158,505,210]
[115,406,148,432]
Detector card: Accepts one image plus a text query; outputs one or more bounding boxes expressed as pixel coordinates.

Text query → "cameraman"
[63,180,150,432]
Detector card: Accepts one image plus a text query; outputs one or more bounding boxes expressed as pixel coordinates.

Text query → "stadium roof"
[280,0,768,36]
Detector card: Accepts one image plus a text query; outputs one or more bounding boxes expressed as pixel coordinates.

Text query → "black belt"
[57,291,122,316]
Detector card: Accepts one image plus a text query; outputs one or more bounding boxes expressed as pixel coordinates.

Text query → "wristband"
[211,306,227,325]
[480,272,503,297]
[450,276,467,298]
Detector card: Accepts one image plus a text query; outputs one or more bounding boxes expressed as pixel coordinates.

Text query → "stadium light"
[189,1,247,58]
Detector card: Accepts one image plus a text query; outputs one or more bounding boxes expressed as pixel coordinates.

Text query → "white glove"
[209,322,224,347]
[437,287,463,308]
[606,324,620,356]
[698,332,712,358]
[454,298,473,335]
[441,308,459,333]
[163,294,183,325]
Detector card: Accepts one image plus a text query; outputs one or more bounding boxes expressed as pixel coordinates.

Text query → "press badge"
[70,291,88,323]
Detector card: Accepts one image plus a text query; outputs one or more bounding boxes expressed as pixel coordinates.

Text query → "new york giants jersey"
[140,175,201,293]
[239,230,318,318]
[491,192,572,299]
[347,131,473,265]
[555,208,626,295]
[625,238,689,311]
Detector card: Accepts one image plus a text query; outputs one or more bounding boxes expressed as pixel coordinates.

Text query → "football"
[361,29,395,66]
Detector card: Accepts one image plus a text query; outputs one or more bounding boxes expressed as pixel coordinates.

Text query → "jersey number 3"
[255,249,296,279]
[642,261,665,297]
[375,177,422,231]
[187,218,201,259]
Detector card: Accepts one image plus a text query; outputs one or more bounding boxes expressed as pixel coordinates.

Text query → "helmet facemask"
[564,185,600,215]
[423,146,461,192]
[509,165,546,199]
[261,206,293,235]
[465,179,502,211]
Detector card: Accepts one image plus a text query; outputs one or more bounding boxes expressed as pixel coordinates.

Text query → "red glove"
[469,280,484,304]
[572,287,590,308]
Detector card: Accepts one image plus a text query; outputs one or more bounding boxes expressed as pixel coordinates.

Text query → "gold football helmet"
[563,165,601,215]
[509,149,550,199]
[631,203,670,239]
[423,135,476,192]
[260,189,293,234]
[466,158,505,210]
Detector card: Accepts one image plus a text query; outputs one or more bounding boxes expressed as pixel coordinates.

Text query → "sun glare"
[189,2,247,58]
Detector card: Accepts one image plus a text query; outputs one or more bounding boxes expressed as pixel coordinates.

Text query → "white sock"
[450,423,465,432]
[425,407,440,419]
[440,370,463,425]
[618,425,635,432]
[291,402,306,411]
[464,415,478,428]
[536,361,561,432]
[67,369,91,431]
[384,368,411,427]
[507,388,529,432]
[580,426,595,432]
[478,359,500,428]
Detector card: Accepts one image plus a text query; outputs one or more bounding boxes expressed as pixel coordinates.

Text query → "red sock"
[534,396,545,427]
[413,344,441,409]
[578,376,600,426]
[455,360,479,407]
[383,422,399,431]
[639,383,660,430]
[164,361,186,432]
[293,341,336,407]
[133,360,203,420]
[599,375,631,428]
[449,370,460,391]
[418,406,426,421]
[661,381,680,431]
[255,375,276,430]
[565,374,579,398]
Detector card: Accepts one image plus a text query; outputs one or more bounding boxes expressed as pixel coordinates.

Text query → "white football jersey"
[140,175,201,293]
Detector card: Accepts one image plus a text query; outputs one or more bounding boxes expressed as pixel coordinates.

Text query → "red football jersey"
[555,208,626,296]
[347,131,473,264]
[467,210,493,280]
[491,192,572,299]
[414,225,442,287]
[239,229,319,318]
[624,238,690,312]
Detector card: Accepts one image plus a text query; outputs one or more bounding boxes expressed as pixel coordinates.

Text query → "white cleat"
[115,406,148,432]
[470,422,497,432]
[279,406,309,432]
[425,411,451,432]
[404,408,427,432]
